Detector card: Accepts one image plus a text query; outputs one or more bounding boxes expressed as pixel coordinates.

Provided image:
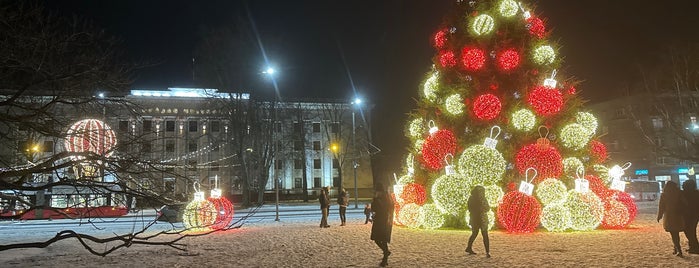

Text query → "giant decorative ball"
[419,203,445,230]
[527,85,563,116]
[461,47,487,71]
[470,14,495,36]
[401,183,427,205]
[532,45,556,65]
[497,191,542,233]
[432,174,471,215]
[560,123,592,150]
[445,93,465,115]
[458,144,506,185]
[498,0,519,18]
[183,199,218,230]
[207,196,235,230]
[540,202,571,232]
[423,72,439,102]
[565,190,604,231]
[484,184,504,208]
[514,142,563,182]
[398,203,422,228]
[421,129,457,170]
[472,94,502,120]
[511,109,536,131]
[536,178,568,205]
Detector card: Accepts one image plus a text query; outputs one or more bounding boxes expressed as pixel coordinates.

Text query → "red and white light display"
[472,93,502,120]
[514,138,563,182]
[527,85,563,116]
[526,17,546,38]
[439,50,457,68]
[589,140,608,163]
[400,183,427,206]
[65,119,117,158]
[497,191,542,233]
[461,47,487,71]
[433,29,448,49]
[497,48,521,71]
[421,129,458,170]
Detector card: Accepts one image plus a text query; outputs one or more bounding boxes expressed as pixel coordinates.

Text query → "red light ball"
[400,183,427,205]
[497,191,542,233]
[472,93,502,120]
[497,48,520,71]
[527,17,546,39]
[514,141,563,182]
[461,47,486,71]
[527,86,563,116]
[207,196,235,230]
[434,29,448,49]
[439,50,457,68]
[421,129,458,170]
[589,140,608,163]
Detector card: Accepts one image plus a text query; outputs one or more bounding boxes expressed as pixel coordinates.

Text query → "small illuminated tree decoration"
[183,182,217,230]
[457,126,506,185]
[562,157,584,179]
[408,118,425,138]
[432,174,471,215]
[575,111,598,133]
[398,203,422,229]
[601,191,637,229]
[540,202,571,232]
[535,178,568,205]
[565,190,604,231]
[465,210,496,230]
[527,85,563,116]
[419,203,445,230]
[461,47,487,71]
[207,175,235,230]
[64,119,117,179]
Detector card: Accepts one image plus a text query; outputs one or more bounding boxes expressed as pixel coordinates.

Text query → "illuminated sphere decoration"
[465,210,496,230]
[445,93,465,115]
[408,118,425,138]
[560,123,592,150]
[565,190,604,231]
[432,174,471,215]
[207,195,235,230]
[527,86,563,116]
[535,178,568,205]
[458,144,506,185]
[587,174,613,199]
[601,198,631,229]
[439,50,457,68]
[183,199,218,230]
[419,203,445,230]
[497,48,521,71]
[433,28,448,49]
[540,203,571,232]
[526,17,546,39]
[421,129,457,170]
[497,191,542,233]
[532,45,556,65]
[400,183,428,205]
[511,109,536,131]
[398,203,422,228]
[499,0,519,18]
[484,184,505,208]
[423,72,439,102]
[576,112,598,134]
[470,14,495,36]
[414,139,425,151]
[461,47,487,71]
[65,119,118,159]
[472,94,502,120]
[514,141,563,182]
[562,157,584,179]
[589,140,608,164]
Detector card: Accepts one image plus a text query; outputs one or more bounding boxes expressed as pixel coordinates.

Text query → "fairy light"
[400,183,427,205]
[563,157,584,179]
[472,93,502,120]
[419,203,445,230]
[432,174,471,215]
[499,0,519,17]
[433,28,448,49]
[484,184,504,208]
[458,144,506,185]
[514,141,563,182]
[532,45,556,65]
[565,190,604,231]
[511,109,536,131]
[589,140,608,163]
[408,117,425,138]
[560,123,592,150]
[423,72,439,102]
[497,48,521,71]
[575,112,598,134]
[541,202,571,232]
[398,203,422,228]
[445,93,465,115]
[421,129,457,170]
[439,50,457,68]
[527,85,563,116]
[497,191,542,233]
[470,14,495,36]
[461,47,487,71]
[535,178,568,205]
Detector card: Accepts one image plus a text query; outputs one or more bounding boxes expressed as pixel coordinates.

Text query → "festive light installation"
[183,183,217,230]
[498,0,519,18]
[526,17,546,38]
[511,109,536,131]
[497,190,542,233]
[565,190,604,231]
[419,203,445,230]
[414,139,424,151]
[408,118,424,138]
[421,129,457,170]
[601,198,630,229]
[560,123,592,150]
[514,139,563,182]
[398,203,422,228]
[458,144,506,185]
[470,14,495,36]
[540,203,571,232]
[535,178,568,205]
[461,47,487,71]
[445,93,465,115]
[497,48,521,71]
[207,176,235,230]
[65,119,118,158]
[532,45,556,65]
[465,210,496,230]
[589,140,608,164]
[576,112,598,134]
[586,175,613,200]
[433,28,448,49]
[527,85,563,116]
[423,72,439,102]
[401,183,428,205]
[562,157,584,178]
[439,50,457,68]
[484,184,505,208]
[472,93,502,120]
[432,174,471,215]
[393,196,404,226]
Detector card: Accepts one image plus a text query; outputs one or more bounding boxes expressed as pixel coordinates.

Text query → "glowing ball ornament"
[586,174,614,200]
[540,203,571,232]
[408,118,424,138]
[398,203,422,228]
[589,140,608,164]
[400,183,427,205]
[439,50,457,68]
[526,17,546,39]
[532,45,556,65]
[431,174,471,215]
[414,139,424,151]
[563,157,584,178]
[421,125,457,170]
[465,210,496,230]
[472,93,502,120]
[560,123,593,150]
[206,176,235,230]
[419,203,445,230]
[527,86,563,116]
[445,93,465,115]
[601,198,631,229]
[461,47,487,71]
[423,72,439,102]
[576,112,598,134]
[183,183,217,230]
[484,184,505,208]
[514,138,563,182]
[565,190,604,231]
[470,14,495,36]
[535,178,568,205]
[498,0,519,18]
[497,48,520,71]
[497,191,542,233]
[65,119,118,158]
[511,109,536,131]
[457,127,506,185]
[433,28,448,49]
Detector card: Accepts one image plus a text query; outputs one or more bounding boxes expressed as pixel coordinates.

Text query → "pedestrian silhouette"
[658,181,687,257]
[466,185,490,258]
[371,182,394,267]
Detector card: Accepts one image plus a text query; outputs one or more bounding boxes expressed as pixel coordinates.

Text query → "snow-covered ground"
[0,200,696,267]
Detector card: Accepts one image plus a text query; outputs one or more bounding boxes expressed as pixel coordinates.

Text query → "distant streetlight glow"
[98,92,105,98]
[263,67,276,76]
[352,97,362,105]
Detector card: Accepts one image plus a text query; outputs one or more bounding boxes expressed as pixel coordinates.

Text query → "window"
[331,122,339,133]
[294,178,302,189]
[314,177,321,188]
[188,142,197,152]
[165,139,175,152]
[314,159,321,169]
[275,160,283,170]
[294,140,303,151]
[313,122,321,133]
[651,117,664,129]
[42,140,54,153]
[656,156,666,165]
[333,158,339,169]
[143,120,152,132]
[333,177,340,187]
[615,108,626,118]
[210,120,220,132]
[654,136,663,147]
[294,159,303,169]
[166,120,175,132]
[119,120,129,132]
[189,121,198,132]
[313,141,321,150]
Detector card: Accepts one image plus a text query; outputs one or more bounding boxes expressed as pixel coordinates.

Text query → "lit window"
[652,117,664,129]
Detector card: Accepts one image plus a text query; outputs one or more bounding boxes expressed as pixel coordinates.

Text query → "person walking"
[338,188,349,226]
[319,186,330,228]
[681,179,699,254]
[364,203,373,224]
[370,182,394,267]
[658,181,687,257]
[465,185,491,258]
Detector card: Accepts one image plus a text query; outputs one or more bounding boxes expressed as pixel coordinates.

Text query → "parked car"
[156,203,187,223]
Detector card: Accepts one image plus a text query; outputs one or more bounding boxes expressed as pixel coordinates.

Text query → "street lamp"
[351,98,362,209]
[263,66,281,222]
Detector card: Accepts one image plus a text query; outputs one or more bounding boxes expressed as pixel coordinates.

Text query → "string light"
[419,203,445,230]
[526,17,546,38]
[498,0,519,18]
[439,50,457,68]
[565,190,604,231]
[458,144,506,185]
[421,129,457,170]
[432,174,471,215]
[497,191,542,233]
[527,85,563,116]
[514,141,563,182]
[461,47,487,71]
[400,183,427,205]
[408,117,425,138]
[560,123,592,150]
[511,109,536,131]
[589,140,608,163]
[423,72,439,102]
[472,94,502,120]
[535,178,568,205]
[445,93,465,115]
[485,184,504,208]
[563,157,584,179]
[398,203,422,228]
[497,48,521,71]
[576,112,598,134]
[433,28,448,49]
[540,202,571,232]
[532,45,556,65]
[470,14,495,36]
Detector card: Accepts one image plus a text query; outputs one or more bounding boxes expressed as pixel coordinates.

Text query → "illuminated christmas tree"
[394,0,636,232]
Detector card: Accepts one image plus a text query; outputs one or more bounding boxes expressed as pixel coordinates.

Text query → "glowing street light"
[351,97,363,209]
[262,67,276,76]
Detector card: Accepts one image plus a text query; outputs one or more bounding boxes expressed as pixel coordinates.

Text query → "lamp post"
[263,66,280,222]
[351,98,362,209]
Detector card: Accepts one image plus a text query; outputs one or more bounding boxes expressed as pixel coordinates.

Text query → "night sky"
[42,0,698,177]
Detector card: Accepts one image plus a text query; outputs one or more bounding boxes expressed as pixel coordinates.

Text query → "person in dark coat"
[682,179,699,254]
[465,185,490,258]
[658,181,687,257]
[319,186,330,228]
[364,203,373,224]
[370,182,394,267]
[338,188,349,226]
